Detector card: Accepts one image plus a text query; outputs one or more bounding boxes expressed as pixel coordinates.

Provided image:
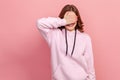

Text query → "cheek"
[72,23,77,28]
[72,16,78,22]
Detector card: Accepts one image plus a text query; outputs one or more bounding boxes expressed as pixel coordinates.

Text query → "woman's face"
[64,11,78,31]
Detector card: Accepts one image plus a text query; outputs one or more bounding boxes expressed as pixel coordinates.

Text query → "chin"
[66,28,75,31]
[65,24,76,31]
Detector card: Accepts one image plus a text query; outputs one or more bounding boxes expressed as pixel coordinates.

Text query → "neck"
[66,29,75,32]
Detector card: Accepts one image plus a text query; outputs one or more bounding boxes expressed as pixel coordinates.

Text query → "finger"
[64,12,69,17]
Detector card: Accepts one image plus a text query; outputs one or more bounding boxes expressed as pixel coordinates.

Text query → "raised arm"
[36,13,77,42]
[37,17,66,41]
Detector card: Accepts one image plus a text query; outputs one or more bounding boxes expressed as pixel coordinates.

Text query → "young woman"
[37,4,96,80]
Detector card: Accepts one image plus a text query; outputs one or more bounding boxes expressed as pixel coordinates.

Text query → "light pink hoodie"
[37,17,96,80]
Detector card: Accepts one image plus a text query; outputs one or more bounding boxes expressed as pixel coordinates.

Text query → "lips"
[66,23,75,27]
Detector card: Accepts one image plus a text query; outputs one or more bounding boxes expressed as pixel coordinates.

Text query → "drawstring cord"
[65,29,77,56]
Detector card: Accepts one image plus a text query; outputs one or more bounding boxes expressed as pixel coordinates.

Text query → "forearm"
[37,17,66,32]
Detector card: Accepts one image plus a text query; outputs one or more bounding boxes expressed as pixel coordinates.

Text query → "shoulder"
[77,31,91,41]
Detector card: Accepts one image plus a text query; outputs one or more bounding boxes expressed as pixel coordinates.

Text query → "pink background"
[0,0,120,80]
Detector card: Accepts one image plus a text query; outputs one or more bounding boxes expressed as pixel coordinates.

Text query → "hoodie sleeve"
[36,17,66,43]
[84,35,96,80]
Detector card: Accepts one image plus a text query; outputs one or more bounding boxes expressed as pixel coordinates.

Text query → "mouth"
[66,23,76,27]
